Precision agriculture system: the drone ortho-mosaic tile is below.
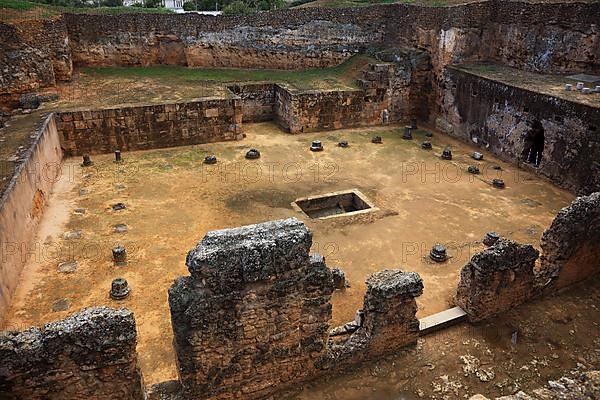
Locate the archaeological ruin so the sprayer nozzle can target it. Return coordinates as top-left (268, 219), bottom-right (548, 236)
top-left (0, 0), bottom-right (599, 399)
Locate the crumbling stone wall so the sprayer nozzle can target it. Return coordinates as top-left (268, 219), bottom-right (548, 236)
top-left (436, 67), bottom-right (600, 194)
top-left (56, 98), bottom-right (243, 156)
top-left (0, 18), bottom-right (72, 110)
top-left (0, 307), bottom-right (145, 400)
top-left (539, 192), bottom-right (600, 291)
top-left (169, 218), bottom-right (334, 399)
top-left (168, 218), bottom-right (424, 399)
top-left (325, 269), bottom-right (423, 369)
top-left (455, 239), bottom-right (539, 322)
top-left (0, 115), bottom-right (62, 324)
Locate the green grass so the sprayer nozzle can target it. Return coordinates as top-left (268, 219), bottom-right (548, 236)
top-left (0, 0), bottom-right (35, 9)
top-left (0, 0), bottom-right (172, 21)
top-left (82, 55), bottom-right (371, 91)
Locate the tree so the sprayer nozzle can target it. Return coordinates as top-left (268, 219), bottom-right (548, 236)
top-left (183, 0), bottom-right (195, 10)
top-left (222, 0), bottom-right (254, 15)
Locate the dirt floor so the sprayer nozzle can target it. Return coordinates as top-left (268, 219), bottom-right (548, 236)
top-left (1, 121), bottom-right (576, 389)
top-left (292, 276), bottom-right (600, 399)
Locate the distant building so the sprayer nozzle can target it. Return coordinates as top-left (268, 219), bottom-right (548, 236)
top-left (122, 0), bottom-right (184, 12)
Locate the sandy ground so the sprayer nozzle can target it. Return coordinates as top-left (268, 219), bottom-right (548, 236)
top-left (2, 122), bottom-right (575, 387)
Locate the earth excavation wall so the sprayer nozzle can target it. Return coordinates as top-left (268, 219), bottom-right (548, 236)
top-left (436, 67), bottom-right (600, 194)
top-left (0, 114), bottom-right (62, 325)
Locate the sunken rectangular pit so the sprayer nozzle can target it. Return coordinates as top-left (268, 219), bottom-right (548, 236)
top-left (292, 189), bottom-right (377, 220)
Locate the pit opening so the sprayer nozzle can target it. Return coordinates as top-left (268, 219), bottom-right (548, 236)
top-left (522, 119), bottom-right (545, 167)
top-left (292, 189), bottom-right (376, 219)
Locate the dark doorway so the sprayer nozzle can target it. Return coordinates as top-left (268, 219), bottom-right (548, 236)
top-left (522, 120), bottom-right (545, 167)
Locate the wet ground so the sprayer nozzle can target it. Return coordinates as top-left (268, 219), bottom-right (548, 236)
top-left (2, 122), bottom-right (576, 387)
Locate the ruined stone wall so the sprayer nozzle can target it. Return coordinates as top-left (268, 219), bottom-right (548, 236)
top-left (168, 218), bottom-right (424, 399)
top-left (0, 307), bottom-right (145, 400)
top-left (539, 192), bottom-right (600, 291)
top-left (325, 269), bottom-right (423, 369)
top-left (0, 18), bottom-right (72, 111)
top-left (169, 218), bottom-right (334, 399)
top-left (0, 114), bottom-right (62, 325)
top-left (455, 239), bottom-right (539, 322)
top-left (56, 98), bottom-right (243, 156)
top-left (227, 83), bottom-right (276, 123)
top-left (435, 68), bottom-right (600, 194)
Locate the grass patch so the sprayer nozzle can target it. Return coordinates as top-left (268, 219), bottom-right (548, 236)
top-left (81, 55), bottom-right (372, 91)
top-left (0, 0), bottom-right (172, 21)
top-left (0, 0), bottom-right (35, 10)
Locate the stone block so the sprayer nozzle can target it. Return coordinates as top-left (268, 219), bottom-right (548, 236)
top-left (456, 239), bottom-right (539, 322)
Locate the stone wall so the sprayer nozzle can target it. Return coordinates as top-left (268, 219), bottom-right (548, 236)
top-left (539, 192), bottom-right (600, 291)
top-left (168, 218), bottom-right (424, 399)
top-left (227, 83), bottom-right (276, 123)
top-left (0, 307), bottom-right (145, 400)
top-left (56, 98), bottom-right (243, 156)
top-left (63, 10), bottom-right (387, 69)
top-left (0, 18), bottom-right (72, 111)
top-left (169, 218), bottom-right (334, 399)
top-left (455, 239), bottom-right (539, 322)
top-left (61, 2), bottom-right (600, 74)
top-left (325, 269), bottom-right (423, 369)
top-left (435, 67), bottom-right (600, 194)
top-left (0, 114), bottom-right (62, 325)
top-left (278, 88), bottom-right (388, 133)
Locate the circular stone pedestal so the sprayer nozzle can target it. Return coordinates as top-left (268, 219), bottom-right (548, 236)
top-left (429, 244), bottom-right (447, 262)
top-left (246, 149), bottom-right (261, 159)
top-left (338, 140), bottom-right (349, 148)
top-left (112, 245), bottom-right (127, 266)
top-left (204, 155), bottom-right (217, 164)
top-left (467, 165), bottom-right (480, 174)
top-left (110, 278), bottom-right (130, 300)
top-left (483, 231), bottom-right (500, 246)
top-left (492, 179), bottom-right (505, 189)
top-left (81, 154), bottom-right (93, 167)
top-left (441, 148), bottom-right (452, 160)
top-left (372, 136), bottom-right (383, 144)
top-left (421, 141), bottom-right (432, 150)
top-left (310, 140), bottom-right (324, 151)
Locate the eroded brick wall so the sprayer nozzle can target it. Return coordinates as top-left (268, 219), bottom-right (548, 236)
top-left (56, 98), bottom-right (243, 156)
top-left (539, 192), bottom-right (600, 291)
top-left (435, 67), bottom-right (600, 194)
top-left (455, 239), bottom-right (539, 322)
top-left (0, 307), bottom-right (145, 400)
